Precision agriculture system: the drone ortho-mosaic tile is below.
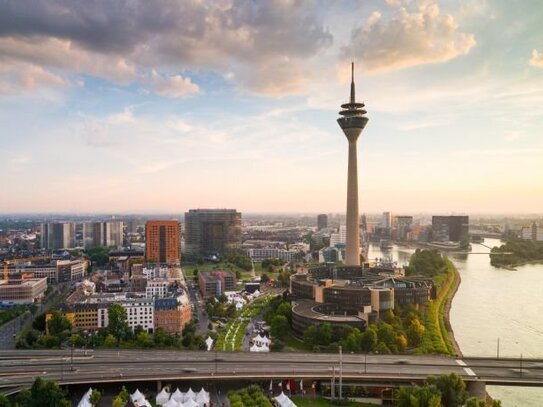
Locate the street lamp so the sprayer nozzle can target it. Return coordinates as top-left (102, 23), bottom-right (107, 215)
top-left (496, 337), bottom-right (500, 360)
top-left (339, 345), bottom-right (343, 400)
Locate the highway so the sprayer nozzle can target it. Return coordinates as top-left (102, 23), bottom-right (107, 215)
top-left (1, 350), bottom-right (543, 391)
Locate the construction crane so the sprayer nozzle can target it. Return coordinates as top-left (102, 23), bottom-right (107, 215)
top-left (2, 256), bottom-right (51, 281)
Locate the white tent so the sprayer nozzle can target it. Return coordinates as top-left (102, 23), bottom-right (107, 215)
top-left (197, 388), bottom-right (210, 402)
top-left (83, 388), bottom-right (93, 399)
top-left (196, 388), bottom-right (210, 406)
top-left (260, 343), bottom-right (270, 352)
top-left (274, 392), bottom-right (297, 407)
top-left (253, 289), bottom-right (260, 297)
top-left (250, 343), bottom-right (261, 352)
top-left (171, 388), bottom-right (184, 402)
top-left (164, 399), bottom-right (181, 407)
top-left (77, 387), bottom-right (93, 407)
top-left (131, 389), bottom-right (145, 403)
top-left (156, 388), bottom-right (171, 405)
top-left (184, 398), bottom-right (198, 407)
top-left (77, 399), bottom-right (92, 407)
top-left (184, 387), bottom-right (196, 400)
top-left (205, 336), bottom-right (214, 351)
top-left (260, 335), bottom-right (271, 345)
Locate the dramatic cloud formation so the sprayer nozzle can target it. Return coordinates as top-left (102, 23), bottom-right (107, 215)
top-left (345, 1), bottom-right (476, 71)
top-left (529, 49), bottom-right (543, 67)
top-left (0, 0), bottom-right (332, 95)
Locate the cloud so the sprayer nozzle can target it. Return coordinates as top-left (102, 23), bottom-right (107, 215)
top-left (0, 0), bottom-right (332, 95)
top-left (0, 60), bottom-right (68, 94)
top-left (529, 49), bottom-right (543, 68)
top-left (344, 1), bottom-right (476, 72)
top-left (149, 70), bottom-right (199, 98)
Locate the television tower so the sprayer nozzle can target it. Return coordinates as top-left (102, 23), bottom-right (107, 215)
top-left (337, 62), bottom-right (369, 266)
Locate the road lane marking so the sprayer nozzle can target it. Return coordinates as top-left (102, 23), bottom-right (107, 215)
top-left (463, 367), bottom-right (476, 376)
top-left (456, 360), bottom-right (467, 366)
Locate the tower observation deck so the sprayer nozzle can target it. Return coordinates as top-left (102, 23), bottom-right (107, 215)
top-left (337, 63), bottom-right (369, 266)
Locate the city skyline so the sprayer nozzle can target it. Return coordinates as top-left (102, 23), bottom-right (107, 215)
top-left (1, 1), bottom-right (542, 214)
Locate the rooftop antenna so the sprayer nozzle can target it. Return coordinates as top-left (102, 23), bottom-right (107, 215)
top-left (350, 62), bottom-right (355, 104)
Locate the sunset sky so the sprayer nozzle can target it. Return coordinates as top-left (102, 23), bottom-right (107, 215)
top-left (1, 0), bottom-right (542, 214)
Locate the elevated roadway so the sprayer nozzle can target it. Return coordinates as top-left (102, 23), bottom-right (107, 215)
top-left (1, 350), bottom-right (542, 396)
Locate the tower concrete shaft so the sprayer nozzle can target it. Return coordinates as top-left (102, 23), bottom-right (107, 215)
top-left (337, 63), bottom-right (368, 266)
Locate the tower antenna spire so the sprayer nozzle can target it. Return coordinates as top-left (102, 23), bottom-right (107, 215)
top-left (350, 62), bottom-right (355, 104)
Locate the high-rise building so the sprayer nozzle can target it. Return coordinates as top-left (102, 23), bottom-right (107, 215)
top-left (184, 209), bottom-right (241, 256)
top-left (317, 214), bottom-right (328, 230)
top-left (432, 216), bottom-right (469, 243)
top-left (382, 212), bottom-right (393, 230)
top-left (40, 222), bottom-right (76, 250)
top-left (82, 221), bottom-right (123, 249)
top-left (395, 216), bottom-right (413, 241)
top-left (337, 63), bottom-right (368, 266)
top-left (145, 220), bottom-right (181, 264)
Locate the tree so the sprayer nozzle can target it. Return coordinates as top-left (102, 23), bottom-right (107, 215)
top-left (276, 302), bottom-right (292, 323)
top-left (108, 304), bottom-right (130, 342)
top-left (303, 325), bottom-right (318, 347)
top-left (112, 396), bottom-right (125, 407)
top-left (260, 273), bottom-right (270, 284)
top-left (407, 318), bottom-right (426, 347)
top-left (360, 327), bottom-right (378, 352)
top-left (89, 389), bottom-right (102, 406)
top-left (29, 377), bottom-right (71, 407)
top-left (319, 322), bottom-right (333, 346)
top-left (270, 315), bottom-right (289, 340)
top-left (218, 293), bottom-right (228, 303)
top-left (395, 385), bottom-right (441, 407)
top-left (136, 330), bottom-right (154, 348)
top-left (15, 389), bottom-right (32, 406)
top-left (342, 330), bottom-right (362, 352)
top-left (104, 334), bottom-right (117, 348)
top-left (32, 313), bottom-right (46, 332)
top-left (465, 398), bottom-right (486, 407)
top-left (425, 373), bottom-right (468, 407)
top-left (0, 394), bottom-right (11, 407)
top-left (47, 311), bottom-right (72, 336)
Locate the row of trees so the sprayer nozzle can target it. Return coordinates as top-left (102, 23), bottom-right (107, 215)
top-left (396, 373), bottom-right (501, 407)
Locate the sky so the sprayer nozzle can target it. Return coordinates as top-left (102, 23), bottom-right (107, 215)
top-left (0, 0), bottom-right (542, 215)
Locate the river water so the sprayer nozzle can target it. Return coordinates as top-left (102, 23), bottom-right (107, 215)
top-left (367, 238), bottom-right (543, 406)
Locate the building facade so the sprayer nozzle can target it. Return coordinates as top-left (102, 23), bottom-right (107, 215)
top-left (0, 278), bottom-right (47, 305)
top-left (246, 248), bottom-right (298, 262)
top-left (41, 222), bottom-right (76, 250)
top-left (198, 270), bottom-right (236, 299)
top-left (432, 216), bottom-right (469, 243)
top-left (521, 223), bottom-right (543, 242)
top-left (145, 220), bottom-right (181, 264)
top-left (317, 214), bottom-right (328, 230)
top-left (83, 221), bottom-right (124, 249)
top-left (184, 209), bottom-right (241, 256)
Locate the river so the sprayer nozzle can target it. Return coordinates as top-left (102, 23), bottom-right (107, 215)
top-left (367, 238), bottom-right (543, 406)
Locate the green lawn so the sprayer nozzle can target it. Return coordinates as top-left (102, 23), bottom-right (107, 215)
top-left (290, 396), bottom-right (376, 406)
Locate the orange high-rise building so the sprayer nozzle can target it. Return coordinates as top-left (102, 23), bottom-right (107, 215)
top-left (145, 220), bottom-right (180, 264)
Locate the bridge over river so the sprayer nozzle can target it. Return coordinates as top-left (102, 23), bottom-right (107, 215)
top-left (1, 350), bottom-right (542, 399)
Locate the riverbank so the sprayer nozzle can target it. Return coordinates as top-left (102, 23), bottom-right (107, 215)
top-left (443, 263), bottom-right (462, 357)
